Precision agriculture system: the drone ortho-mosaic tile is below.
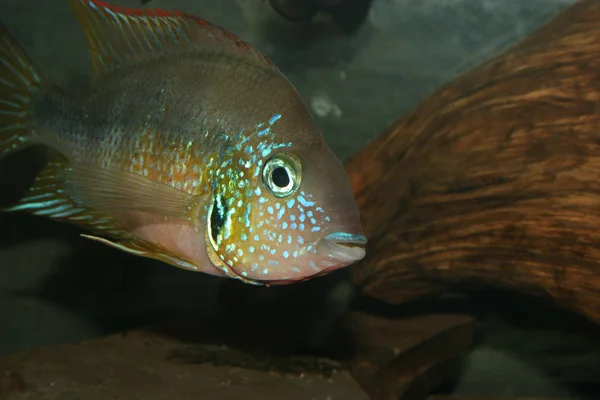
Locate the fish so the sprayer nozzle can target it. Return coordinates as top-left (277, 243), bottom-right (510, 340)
top-left (0, 0), bottom-right (367, 285)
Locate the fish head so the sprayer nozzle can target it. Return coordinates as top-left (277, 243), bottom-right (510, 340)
top-left (204, 112), bottom-right (366, 284)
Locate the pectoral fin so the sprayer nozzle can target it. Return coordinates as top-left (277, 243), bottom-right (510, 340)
top-left (4, 157), bottom-right (200, 272)
top-left (4, 157), bottom-right (129, 239)
top-left (64, 163), bottom-right (195, 220)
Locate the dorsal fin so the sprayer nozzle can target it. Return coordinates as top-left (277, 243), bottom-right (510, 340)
top-left (67, 0), bottom-right (277, 78)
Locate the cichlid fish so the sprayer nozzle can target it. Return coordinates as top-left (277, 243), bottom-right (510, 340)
top-left (0, 0), bottom-right (367, 285)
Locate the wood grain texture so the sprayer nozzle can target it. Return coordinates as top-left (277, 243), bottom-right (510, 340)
top-left (346, 0), bottom-right (600, 321)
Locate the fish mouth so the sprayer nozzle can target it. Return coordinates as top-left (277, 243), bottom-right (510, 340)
top-left (316, 232), bottom-right (367, 263)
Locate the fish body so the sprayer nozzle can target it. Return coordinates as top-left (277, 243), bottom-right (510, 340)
top-left (0, 0), bottom-right (366, 284)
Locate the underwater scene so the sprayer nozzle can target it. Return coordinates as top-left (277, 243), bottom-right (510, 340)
top-left (0, 0), bottom-right (598, 399)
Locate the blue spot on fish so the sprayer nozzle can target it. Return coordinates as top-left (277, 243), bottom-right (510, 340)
top-left (297, 195), bottom-right (315, 207)
top-left (244, 204), bottom-right (252, 227)
top-left (258, 128), bottom-right (270, 137)
top-left (269, 113), bottom-right (282, 125)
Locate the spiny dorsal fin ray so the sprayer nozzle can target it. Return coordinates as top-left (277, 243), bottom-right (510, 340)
top-left (67, 0), bottom-right (277, 78)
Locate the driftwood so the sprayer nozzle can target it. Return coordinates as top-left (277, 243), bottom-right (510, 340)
top-left (346, 0), bottom-right (600, 322)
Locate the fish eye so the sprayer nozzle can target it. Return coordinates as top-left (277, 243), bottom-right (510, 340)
top-left (262, 153), bottom-right (302, 198)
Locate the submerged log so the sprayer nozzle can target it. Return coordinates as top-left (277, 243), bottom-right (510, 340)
top-left (346, 0), bottom-right (600, 322)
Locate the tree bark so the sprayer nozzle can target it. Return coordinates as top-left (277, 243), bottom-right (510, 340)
top-left (346, 0), bottom-right (600, 322)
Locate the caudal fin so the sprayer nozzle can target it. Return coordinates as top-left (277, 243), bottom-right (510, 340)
top-left (0, 22), bottom-right (44, 158)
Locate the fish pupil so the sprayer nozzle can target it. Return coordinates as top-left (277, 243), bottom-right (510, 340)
top-left (210, 195), bottom-right (227, 245)
top-left (272, 167), bottom-right (290, 188)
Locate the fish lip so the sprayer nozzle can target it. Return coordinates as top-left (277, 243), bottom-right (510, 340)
top-left (323, 232), bottom-right (367, 246)
top-left (317, 231), bottom-right (367, 263)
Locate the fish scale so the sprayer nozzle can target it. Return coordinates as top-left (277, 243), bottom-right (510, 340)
top-left (0, 0), bottom-right (367, 285)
